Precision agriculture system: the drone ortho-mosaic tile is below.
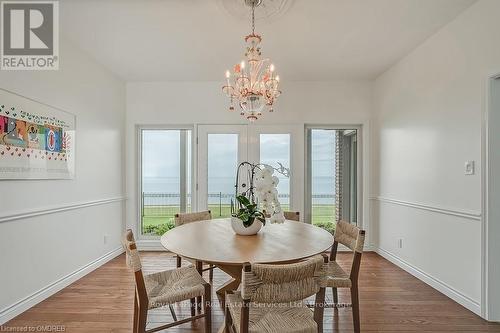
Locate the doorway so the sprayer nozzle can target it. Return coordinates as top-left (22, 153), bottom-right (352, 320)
top-left (197, 124), bottom-right (301, 219)
top-left (485, 76), bottom-right (500, 321)
top-left (305, 126), bottom-right (361, 233)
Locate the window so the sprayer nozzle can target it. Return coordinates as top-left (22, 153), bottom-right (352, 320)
top-left (259, 133), bottom-right (291, 210)
top-left (306, 127), bottom-right (359, 234)
top-left (140, 128), bottom-right (192, 236)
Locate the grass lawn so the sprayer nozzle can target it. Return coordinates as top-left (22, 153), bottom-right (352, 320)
top-left (142, 204), bottom-right (336, 235)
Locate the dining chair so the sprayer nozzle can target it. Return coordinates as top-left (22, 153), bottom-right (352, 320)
top-left (174, 210), bottom-right (215, 282)
top-left (284, 211), bottom-right (300, 221)
top-left (224, 254), bottom-right (328, 333)
top-left (122, 229), bottom-right (212, 333)
top-left (325, 220), bottom-right (366, 333)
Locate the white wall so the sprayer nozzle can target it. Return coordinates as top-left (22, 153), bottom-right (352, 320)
top-left (372, 0), bottom-right (500, 316)
top-left (0, 38), bottom-right (126, 323)
top-left (126, 81), bottom-right (373, 247)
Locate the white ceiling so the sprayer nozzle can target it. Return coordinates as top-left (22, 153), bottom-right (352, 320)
top-left (61, 0), bottom-right (476, 81)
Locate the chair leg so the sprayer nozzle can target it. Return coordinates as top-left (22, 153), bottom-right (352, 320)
top-left (176, 255), bottom-right (182, 268)
top-left (190, 298), bottom-right (196, 317)
top-left (196, 261), bottom-right (203, 312)
top-left (204, 284), bottom-right (212, 333)
top-left (351, 284), bottom-right (360, 333)
top-left (333, 287), bottom-right (338, 304)
top-left (137, 306), bottom-right (148, 333)
top-left (209, 264), bottom-right (214, 281)
top-left (313, 287), bottom-right (326, 333)
top-left (133, 295), bottom-right (139, 333)
top-left (224, 293), bottom-right (233, 333)
top-left (168, 304), bottom-right (177, 322)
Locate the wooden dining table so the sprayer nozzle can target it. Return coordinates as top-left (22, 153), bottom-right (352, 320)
top-left (160, 218), bottom-right (334, 308)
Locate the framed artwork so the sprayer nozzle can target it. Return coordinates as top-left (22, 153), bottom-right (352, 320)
top-left (0, 88), bottom-right (75, 179)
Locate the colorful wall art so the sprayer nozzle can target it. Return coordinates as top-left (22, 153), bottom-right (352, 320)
top-left (0, 89), bottom-right (75, 179)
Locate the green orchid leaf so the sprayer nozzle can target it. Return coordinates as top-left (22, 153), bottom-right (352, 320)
top-left (243, 216), bottom-right (255, 227)
top-left (237, 195), bottom-right (251, 207)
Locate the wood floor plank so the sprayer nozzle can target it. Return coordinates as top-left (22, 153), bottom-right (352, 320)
top-left (3, 252), bottom-right (499, 332)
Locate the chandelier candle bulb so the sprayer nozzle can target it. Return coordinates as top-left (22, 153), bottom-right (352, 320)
top-left (225, 70), bottom-right (231, 88)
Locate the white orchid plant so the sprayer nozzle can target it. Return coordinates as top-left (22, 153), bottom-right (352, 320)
top-left (232, 162), bottom-right (289, 227)
top-left (254, 165), bottom-right (286, 224)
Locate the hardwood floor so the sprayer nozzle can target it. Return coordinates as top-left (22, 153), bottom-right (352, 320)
top-left (4, 252), bottom-right (500, 332)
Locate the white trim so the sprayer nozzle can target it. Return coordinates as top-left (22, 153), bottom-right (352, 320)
top-left (371, 196), bottom-right (481, 221)
top-left (0, 197), bottom-right (126, 224)
top-left (0, 247), bottom-right (124, 324)
top-left (375, 247), bottom-right (481, 315)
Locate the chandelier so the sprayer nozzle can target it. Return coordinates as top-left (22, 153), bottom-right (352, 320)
top-left (222, 0), bottom-right (282, 122)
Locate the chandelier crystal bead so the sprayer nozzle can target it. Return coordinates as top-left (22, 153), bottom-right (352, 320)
top-left (222, 0), bottom-right (281, 121)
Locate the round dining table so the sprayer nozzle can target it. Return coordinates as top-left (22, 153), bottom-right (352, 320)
top-left (160, 218), bottom-right (334, 307)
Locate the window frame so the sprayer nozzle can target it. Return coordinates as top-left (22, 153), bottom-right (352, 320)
top-left (136, 124), bottom-right (196, 239)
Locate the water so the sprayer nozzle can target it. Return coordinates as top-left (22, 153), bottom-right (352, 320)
top-left (143, 176), bottom-right (334, 205)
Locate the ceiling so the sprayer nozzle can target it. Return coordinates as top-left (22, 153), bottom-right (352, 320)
top-left (60, 0), bottom-right (476, 82)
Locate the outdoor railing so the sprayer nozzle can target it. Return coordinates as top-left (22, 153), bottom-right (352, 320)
top-left (141, 192), bottom-right (337, 235)
top-left (141, 192), bottom-right (334, 216)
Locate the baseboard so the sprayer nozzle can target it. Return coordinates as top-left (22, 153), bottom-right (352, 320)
top-left (136, 239), bottom-right (167, 251)
top-left (0, 247), bottom-right (124, 325)
top-left (375, 246), bottom-right (481, 315)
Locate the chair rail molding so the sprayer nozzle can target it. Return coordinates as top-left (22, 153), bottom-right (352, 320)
top-left (370, 196), bottom-right (481, 221)
top-left (0, 197), bottom-right (127, 224)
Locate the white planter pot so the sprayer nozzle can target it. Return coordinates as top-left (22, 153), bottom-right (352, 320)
top-left (231, 217), bottom-right (263, 236)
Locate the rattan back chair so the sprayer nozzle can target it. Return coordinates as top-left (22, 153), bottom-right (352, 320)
top-left (284, 211), bottom-right (300, 221)
top-left (174, 211), bottom-right (215, 279)
top-left (174, 211), bottom-right (215, 311)
top-left (224, 254), bottom-right (328, 333)
top-left (122, 229), bottom-right (211, 333)
top-left (326, 220), bottom-right (366, 333)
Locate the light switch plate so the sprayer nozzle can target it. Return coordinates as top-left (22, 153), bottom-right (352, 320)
top-left (465, 161), bottom-right (475, 175)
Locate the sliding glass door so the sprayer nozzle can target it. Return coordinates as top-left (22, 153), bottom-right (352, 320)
top-left (197, 125), bottom-right (298, 219)
top-left (306, 127), bottom-right (360, 233)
